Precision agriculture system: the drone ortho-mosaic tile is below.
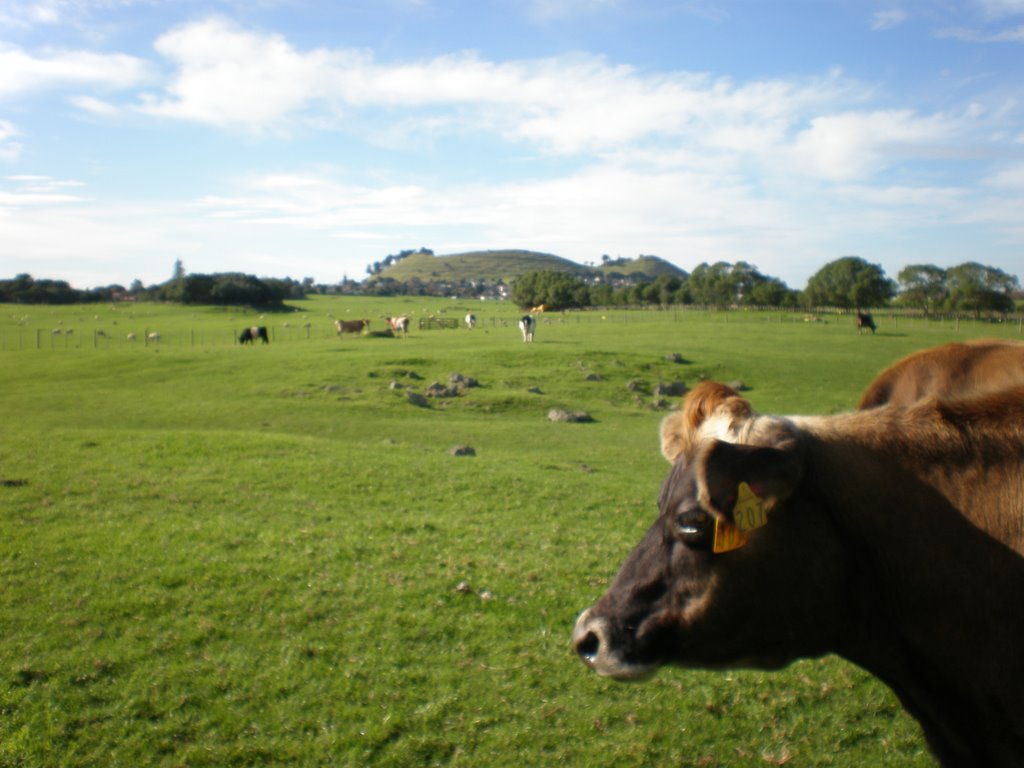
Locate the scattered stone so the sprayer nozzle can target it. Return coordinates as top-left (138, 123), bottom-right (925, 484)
top-left (726, 380), bottom-right (748, 392)
top-left (388, 380), bottom-right (404, 390)
top-left (626, 379), bottom-right (644, 392)
top-left (449, 444), bottom-right (476, 457)
top-left (527, 386), bottom-right (543, 394)
top-left (665, 353), bottom-right (684, 363)
top-left (585, 373), bottom-right (603, 381)
top-left (323, 384), bottom-right (343, 392)
top-left (548, 408), bottom-right (594, 423)
top-left (406, 392), bottom-right (430, 408)
top-left (455, 581), bottom-right (473, 594)
top-left (654, 381), bottom-right (687, 397)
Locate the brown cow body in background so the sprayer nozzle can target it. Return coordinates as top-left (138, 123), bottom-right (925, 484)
top-left (574, 379), bottom-right (1024, 766)
top-left (335, 319), bottom-right (369, 336)
top-left (858, 338), bottom-right (1024, 408)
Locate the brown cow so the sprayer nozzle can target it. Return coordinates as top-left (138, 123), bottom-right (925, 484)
top-left (573, 380), bottom-right (1024, 766)
top-left (335, 318), bottom-right (369, 336)
top-left (858, 338), bottom-right (1024, 408)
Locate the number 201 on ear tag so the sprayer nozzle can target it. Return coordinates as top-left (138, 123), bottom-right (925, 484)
top-left (712, 482), bottom-right (766, 554)
top-left (733, 481), bottom-right (767, 532)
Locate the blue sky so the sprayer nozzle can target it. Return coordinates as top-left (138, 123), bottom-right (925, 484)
top-left (1, 0), bottom-right (1022, 290)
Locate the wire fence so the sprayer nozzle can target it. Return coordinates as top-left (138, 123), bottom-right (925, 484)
top-left (2, 305), bottom-right (1021, 351)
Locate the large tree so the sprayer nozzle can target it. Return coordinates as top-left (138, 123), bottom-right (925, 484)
top-left (897, 264), bottom-right (947, 315)
top-left (511, 270), bottom-right (588, 310)
top-left (804, 256), bottom-right (896, 309)
top-left (944, 262), bottom-right (1018, 316)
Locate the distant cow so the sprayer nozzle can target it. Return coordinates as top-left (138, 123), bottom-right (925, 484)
top-left (856, 312), bottom-right (876, 334)
top-left (146, 332), bottom-right (160, 343)
top-left (465, 313), bottom-right (476, 329)
top-left (127, 333), bottom-right (137, 342)
top-left (573, 380), bottom-right (1024, 766)
top-left (518, 315), bottom-right (535, 343)
top-left (335, 319), bottom-right (369, 336)
top-left (385, 315), bottom-right (410, 337)
top-left (239, 326), bottom-right (269, 345)
top-left (858, 338), bottom-right (1024, 408)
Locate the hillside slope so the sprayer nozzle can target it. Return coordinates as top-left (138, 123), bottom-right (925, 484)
top-left (374, 250), bottom-right (686, 284)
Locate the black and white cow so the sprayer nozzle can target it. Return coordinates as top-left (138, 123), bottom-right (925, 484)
top-left (518, 315), bottom-right (535, 343)
top-left (239, 326), bottom-right (270, 344)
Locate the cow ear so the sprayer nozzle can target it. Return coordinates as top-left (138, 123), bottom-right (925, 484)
top-left (695, 439), bottom-right (803, 519)
top-left (660, 382), bottom-right (752, 463)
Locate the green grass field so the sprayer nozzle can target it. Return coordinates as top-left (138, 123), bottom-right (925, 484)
top-left (2, 297), bottom-right (1020, 767)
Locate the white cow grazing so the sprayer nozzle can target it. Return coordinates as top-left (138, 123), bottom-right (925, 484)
top-left (518, 315), bottom-right (535, 343)
top-left (465, 312), bottom-right (477, 329)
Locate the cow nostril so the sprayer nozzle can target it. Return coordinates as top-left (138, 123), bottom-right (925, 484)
top-left (575, 630), bottom-right (600, 660)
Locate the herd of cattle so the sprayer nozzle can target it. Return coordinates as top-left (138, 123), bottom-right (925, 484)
top-left (573, 338), bottom-right (1024, 766)
top-left (328, 312), bottom-right (532, 341)
top-left (226, 310), bottom-right (876, 346)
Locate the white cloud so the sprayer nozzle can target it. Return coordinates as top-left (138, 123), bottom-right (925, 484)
top-left (0, 174), bottom-right (87, 205)
top-left (137, 17), bottom-right (873, 165)
top-left (0, 43), bottom-right (151, 98)
top-left (0, 120), bottom-right (23, 161)
top-left (788, 109), bottom-right (964, 181)
top-left (871, 9), bottom-right (908, 30)
top-left (527, 0), bottom-right (621, 21)
top-left (976, 0), bottom-right (1024, 17)
top-left (984, 161), bottom-right (1024, 188)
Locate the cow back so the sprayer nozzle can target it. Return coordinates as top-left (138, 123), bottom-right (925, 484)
top-left (858, 339), bottom-right (1024, 408)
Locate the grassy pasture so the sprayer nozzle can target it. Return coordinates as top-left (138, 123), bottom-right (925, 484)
top-left (2, 297), bottom-right (1020, 767)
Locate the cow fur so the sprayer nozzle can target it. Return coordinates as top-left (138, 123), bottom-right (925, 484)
top-left (575, 379), bottom-right (1024, 766)
top-left (858, 338), bottom-right (1024, 408)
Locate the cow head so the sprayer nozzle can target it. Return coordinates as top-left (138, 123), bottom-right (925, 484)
top-left (573, 383), bottom-right (847, 681)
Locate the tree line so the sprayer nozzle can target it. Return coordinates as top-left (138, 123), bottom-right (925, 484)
top-left (2, 255), bottom-right (1019, 314)
top-left (512, 257), bottom-right (1021, 316)
top-left (0, 272), bottom-right (308, 307)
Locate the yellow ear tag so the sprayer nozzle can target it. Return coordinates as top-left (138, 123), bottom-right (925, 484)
top-left (711, 482), bottom-right (767, 554)
top-left (712, 518), bottom-right (748, 553)
top-left (733, 481), bottom-right (767, 532)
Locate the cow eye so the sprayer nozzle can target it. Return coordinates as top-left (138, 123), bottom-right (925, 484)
top-left (674, 508), bottom-right (712, 546)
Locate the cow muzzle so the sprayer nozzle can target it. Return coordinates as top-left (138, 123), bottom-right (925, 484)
top-left (572, 608), bottom-right (655, 681)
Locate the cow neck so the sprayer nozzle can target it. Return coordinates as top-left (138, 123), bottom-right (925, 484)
top-left (799, 430), bottom-right (1024, 767)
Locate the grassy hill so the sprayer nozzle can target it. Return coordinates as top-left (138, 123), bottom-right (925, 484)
top-left (372, 250), bottom-right (687, 285)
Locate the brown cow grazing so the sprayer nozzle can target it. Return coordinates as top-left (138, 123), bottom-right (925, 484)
top-left (858, 338), bottom-right (1024, 408)
top-left (573, 380), bottom-right (1024, 766)
top-left (385, 315), bottom-right (410, 337)
top-left (335, 318), bottom-right (369, 336)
